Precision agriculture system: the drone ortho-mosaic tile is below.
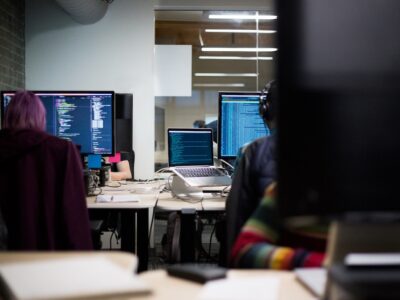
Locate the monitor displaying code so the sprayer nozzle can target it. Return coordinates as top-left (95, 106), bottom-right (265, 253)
top-left (1, 91), bottom-right (115, 155)
top-left (218, 92), bottom-right (269, 159)
top-left (168, 129), bottom-right (213, 167)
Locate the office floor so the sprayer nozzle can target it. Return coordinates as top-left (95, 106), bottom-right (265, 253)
top-left (100, 216), bottom-right (220, 270)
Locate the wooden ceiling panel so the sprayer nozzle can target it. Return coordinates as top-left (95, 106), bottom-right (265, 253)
top-left (155, 14), bottom-right (277, 92)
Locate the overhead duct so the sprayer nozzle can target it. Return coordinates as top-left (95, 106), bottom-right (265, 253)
top-left (54, 0), bottom-right (113, 24)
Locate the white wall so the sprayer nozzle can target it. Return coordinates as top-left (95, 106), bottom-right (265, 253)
top-left (25, 0), bottom-right (155, 179)
top-left (154, 45), bottom-right (192, 97)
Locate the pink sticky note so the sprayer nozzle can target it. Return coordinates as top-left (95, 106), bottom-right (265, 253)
top-left (108, 152), bottom-right (121, 163)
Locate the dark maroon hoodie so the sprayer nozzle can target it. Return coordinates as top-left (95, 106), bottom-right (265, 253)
top-left (0, 129), bottom-right (92, 250)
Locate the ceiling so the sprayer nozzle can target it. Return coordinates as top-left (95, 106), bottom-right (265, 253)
top-left (155, 10), bottom-right (277, 92)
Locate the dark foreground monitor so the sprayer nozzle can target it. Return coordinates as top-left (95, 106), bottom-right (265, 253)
top-left (277, 0), bottom-right (400, 222)
top-left (1, 91), bottom-right (115, 155)
top-left (218, 92), bottom-right (268, 160)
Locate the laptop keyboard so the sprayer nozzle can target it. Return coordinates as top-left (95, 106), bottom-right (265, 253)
top-left (176, 167), bottom-right (223, 178)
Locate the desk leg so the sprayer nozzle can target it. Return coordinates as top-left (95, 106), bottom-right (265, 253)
top-left (180, 212), bottom-right (196, 262)
top-left (119, 210), bottom-right (148, 272)
top-left (137, 209), bottom-right (149, 272)
top-left (120, 211), bottom-right (136, 253)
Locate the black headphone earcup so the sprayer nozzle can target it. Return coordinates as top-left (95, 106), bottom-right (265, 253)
top-left (259, 80), bottom-right (275, 122)
top-left (259, 95), bottom-right (269, 121)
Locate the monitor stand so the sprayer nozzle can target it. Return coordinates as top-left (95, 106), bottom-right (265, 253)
top-left (170, 176), bottom-right (203, 197)
top-left (324, 220), bottom-right (400, 300)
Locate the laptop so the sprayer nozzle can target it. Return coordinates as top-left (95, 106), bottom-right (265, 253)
top-left (168, 128), bottom-right (231, 187)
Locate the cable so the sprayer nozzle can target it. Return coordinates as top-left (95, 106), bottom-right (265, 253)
top-left (109, 230), bottom-right (115, 250)
top-left (165, 173), bottom-right (174, 191)
top-left (147, 184), bottom-right (167, 245)
top-left (155, 167), bottom-right (172, 174)
top-left (195, 217), bottom-right (218, 263)
top-left (221, 185), bottom-right (231, 197)
top-left (208, 222), bottom-right (217, 260)
top-left (105, 181), bottom-right (122, 188)
top-left (219, 159), bottom-right (234, 170)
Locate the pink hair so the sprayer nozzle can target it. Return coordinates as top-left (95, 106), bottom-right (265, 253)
top-left (3, 91), bottom-right (46, 130)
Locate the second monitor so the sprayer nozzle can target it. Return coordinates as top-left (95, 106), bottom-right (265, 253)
top-left (1, 91), bottom-right (115, 155)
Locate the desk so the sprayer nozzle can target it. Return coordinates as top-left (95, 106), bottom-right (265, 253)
top-left (0, 253), bottom-right (315, 300)
top-left (136, 269), bottom-right (315, 300)
top-left (87, 180), bottom-right (227, 269)
top-left (87, 184), bottom-right (159, 272)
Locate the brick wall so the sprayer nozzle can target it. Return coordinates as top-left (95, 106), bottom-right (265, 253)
top-left (0, 0), bottom-right (25, 91)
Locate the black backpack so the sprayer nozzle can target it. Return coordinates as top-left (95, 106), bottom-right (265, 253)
top-left (162, 212), bottom-right (181, 263)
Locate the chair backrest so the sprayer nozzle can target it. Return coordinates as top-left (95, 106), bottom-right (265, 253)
top-left (0, 131), bottom-right (92, 250)
top-left (120, 150), bottom-right (135, 180)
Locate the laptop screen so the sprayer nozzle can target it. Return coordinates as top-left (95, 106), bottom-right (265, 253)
top-left (168, 128), bottom-right (214, 167)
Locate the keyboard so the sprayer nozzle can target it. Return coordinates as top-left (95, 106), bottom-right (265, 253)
top-left (176, 167), bottom-right (223, 178)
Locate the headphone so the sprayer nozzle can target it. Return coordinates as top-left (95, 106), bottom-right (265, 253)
top-left (259, 80), bottom-right (276, 123)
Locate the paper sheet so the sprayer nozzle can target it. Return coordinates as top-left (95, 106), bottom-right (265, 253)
top-left (197, 277), bottom-right (280, 300)
top-left (96, 194), bottom-right (140, 202)
top-left (0, 256), bottom-right (150, 300)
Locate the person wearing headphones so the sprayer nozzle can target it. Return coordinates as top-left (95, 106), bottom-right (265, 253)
top-left (225, 80), bottom-right (278, 260)
top-left (227, 82), bottom-right (326, 269)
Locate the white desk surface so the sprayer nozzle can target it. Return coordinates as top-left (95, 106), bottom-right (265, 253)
top-left (87, 194), bottom-right (157, 209)
top-left (0, 251), bottom-right (137, 273)
top-left (156, 191), bottom-right (226, 211)
top-left (86, 181), bottom-right (162, 209)
top-left (87, 180), bottom-right (226, 212)
top-left (136, 269), bottom-right (316, 300)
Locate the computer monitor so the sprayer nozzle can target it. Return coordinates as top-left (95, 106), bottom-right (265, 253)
top-left (218, 92), bottom-right (269, 160)
top-left (1, 91), bottom-right (115, 155)
top-left (277, 1), bottom-right (400, 220)
top-left (278, 3), bottom-right (400, 290)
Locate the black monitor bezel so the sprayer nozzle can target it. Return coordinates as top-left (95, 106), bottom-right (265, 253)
top-left (1, 90), bottom-right (116, 156)
top-left (217, 91), bottom-right (263, 160)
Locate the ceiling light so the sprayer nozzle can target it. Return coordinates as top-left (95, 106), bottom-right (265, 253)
top-left (205, 29), bottom-right (276, 34)
top-left (195, 73), bottom-right (258, 77)
top-left (209, 14), bottom-right (277, 20)
top-left (193, 83), bottom-right (245, 87)
top-left (199, 56), bottom-right (273, 61)
top-left (201, 47), bottom-right (277, 52)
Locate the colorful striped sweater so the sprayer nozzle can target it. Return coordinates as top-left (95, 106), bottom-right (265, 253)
top-left (230, 183), bottom-right (326, 269)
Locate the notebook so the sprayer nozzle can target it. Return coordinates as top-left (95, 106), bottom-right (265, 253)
top-left (0, 256), bottom-right (150, 300)
top-left (168, 128), bottom-right (231, 187)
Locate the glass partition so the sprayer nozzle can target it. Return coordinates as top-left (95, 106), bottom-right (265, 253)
top-left (154, 10), bottom-right (277, 169)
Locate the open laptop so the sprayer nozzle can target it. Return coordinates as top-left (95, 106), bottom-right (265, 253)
top-left (168, 128), bottom-right (231, 187)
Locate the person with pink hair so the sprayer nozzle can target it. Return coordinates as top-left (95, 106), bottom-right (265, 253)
top-left (0, 91), bottom-right (92, 250)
